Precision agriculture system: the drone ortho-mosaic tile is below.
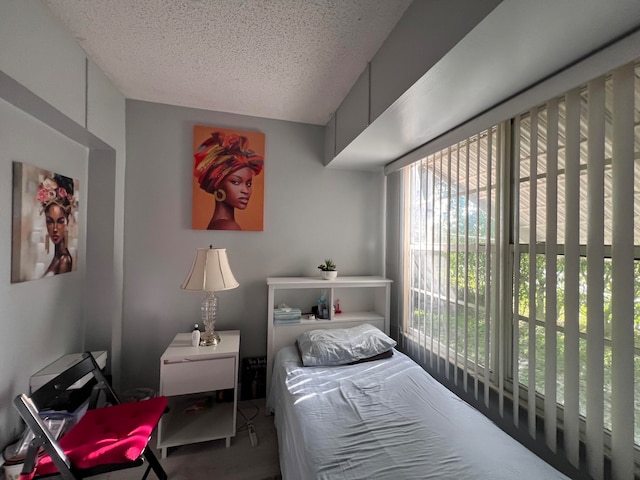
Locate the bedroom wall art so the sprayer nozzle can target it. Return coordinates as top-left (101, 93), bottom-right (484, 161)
top-left (192, 125), bottom-right (265, 231)
top-left (11, 162), bottom-right (80, 283)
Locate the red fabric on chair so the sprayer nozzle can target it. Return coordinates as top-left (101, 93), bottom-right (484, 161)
top-left (20, 396), bottom-right (167, 479)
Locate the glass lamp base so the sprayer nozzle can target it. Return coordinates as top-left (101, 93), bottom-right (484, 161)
top-left (200, 330), bottom-right (221, 346)
top-left (201, 291), bottom-right (221, 346)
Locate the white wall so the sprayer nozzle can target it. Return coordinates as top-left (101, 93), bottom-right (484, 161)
top-left (84, 60), bottom-right (127, 387)
top-left (0, 1), bottom-right (385, 447)
top-left (122, 100), bottom-right (385, 392)
top-left (0, 98), bottom-right (88, 445)
top-left (0, 0), bottom-right (126, 449)
top-left (0, 0), bottom-right (86, 126)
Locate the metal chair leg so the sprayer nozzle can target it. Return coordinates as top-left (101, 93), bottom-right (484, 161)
top-left (140, 463), bottom-right (153, 480)
top-left (142, 446), bottom-right (167, 480)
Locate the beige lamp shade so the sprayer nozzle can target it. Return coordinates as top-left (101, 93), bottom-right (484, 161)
top-left (181, 247), bottom-right (239, 292)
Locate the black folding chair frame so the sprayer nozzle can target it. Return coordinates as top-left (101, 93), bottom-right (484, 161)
top-left (13, 352), bottom-right (167, 480)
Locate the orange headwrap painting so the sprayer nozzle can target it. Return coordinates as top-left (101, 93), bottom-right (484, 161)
top-left (192, 126), bottom-right (265, 231)
top-left (194, 131), bottom-right (264, 193)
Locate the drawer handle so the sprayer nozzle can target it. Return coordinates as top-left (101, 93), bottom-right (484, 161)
top-left (164, 357), bottom-right (230, 365)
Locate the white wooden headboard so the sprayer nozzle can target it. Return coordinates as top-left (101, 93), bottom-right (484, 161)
top-left (266, 276), bottom-right (392, 393)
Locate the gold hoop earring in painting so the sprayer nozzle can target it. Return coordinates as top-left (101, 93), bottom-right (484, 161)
top-left (214, 189), bottom-right (226, 202)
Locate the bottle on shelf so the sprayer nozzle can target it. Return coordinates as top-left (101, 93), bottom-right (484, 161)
top-left (317, 293), bottom-right (328, 319)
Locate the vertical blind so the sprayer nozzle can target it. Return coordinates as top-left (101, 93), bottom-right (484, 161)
top-left (405, 124), bottom-right (502, 404)
top-left (403, 60), bottom-right (639, 480)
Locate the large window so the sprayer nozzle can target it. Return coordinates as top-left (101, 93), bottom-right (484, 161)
top-left (403, 61), bottom-right (640, 480)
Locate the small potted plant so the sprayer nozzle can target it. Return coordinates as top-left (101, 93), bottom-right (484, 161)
top-left (318, 258), bottom-right (338, 280)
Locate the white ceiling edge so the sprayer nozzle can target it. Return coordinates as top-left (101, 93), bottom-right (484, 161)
top-left (328, 0), bottom-right (640, 171)
top-left (385, 28), bottom-right (640, 176)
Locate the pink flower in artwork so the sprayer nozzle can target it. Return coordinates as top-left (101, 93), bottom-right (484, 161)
top-left (58, 188), bottom-right (67, 198)
top-left (36, 188), bottom-right (49, 203)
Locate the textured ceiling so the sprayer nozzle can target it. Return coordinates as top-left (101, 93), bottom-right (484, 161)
top-left (42, 0), bottom-right (412, 125)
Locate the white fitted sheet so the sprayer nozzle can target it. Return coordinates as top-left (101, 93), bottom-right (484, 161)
top-left (267, 346), bottom-right (570, 480)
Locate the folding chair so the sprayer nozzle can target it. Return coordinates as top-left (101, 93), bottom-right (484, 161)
top-left (13, 352), bottom-right (168, 480)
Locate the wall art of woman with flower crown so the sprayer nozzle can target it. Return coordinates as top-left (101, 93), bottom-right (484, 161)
top-left (11, 162), bottom-right (79, 283)
top-left (192, 126), bottom-right (265, 231)
top-left (37, 173), bottom-right (77, 276)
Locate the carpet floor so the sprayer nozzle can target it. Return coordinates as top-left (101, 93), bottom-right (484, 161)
top-left (93, 398), bottom-right (281, 480)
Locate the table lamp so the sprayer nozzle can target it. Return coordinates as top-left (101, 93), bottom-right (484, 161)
top-left (181, 246), bottom-right (239, 345)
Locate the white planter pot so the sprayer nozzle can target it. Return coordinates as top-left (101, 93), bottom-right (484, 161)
top-left (321, 270), bottom-right (338, 280)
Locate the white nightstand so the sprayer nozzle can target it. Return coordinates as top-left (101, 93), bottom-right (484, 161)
top-left (157, 330), bottom-right (240, 458)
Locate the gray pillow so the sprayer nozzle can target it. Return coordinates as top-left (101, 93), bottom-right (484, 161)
top-left (296, 323), bottom-right (396, 367)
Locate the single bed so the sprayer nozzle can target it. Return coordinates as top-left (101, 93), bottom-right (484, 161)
top-left (267, 324), bottom-right (571, 480)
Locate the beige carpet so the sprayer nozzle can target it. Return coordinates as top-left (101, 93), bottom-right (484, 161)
top-left (93, 399), bottom-right (281, 480)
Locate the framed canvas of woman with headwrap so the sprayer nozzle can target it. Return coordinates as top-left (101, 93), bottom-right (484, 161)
top-left (192, 125), bottom-right (265, 231)
top-left (11, 162), bottom-right (80, 283)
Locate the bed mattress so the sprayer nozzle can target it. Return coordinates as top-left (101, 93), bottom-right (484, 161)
top-left (267, 345), bottom-right (570, 480)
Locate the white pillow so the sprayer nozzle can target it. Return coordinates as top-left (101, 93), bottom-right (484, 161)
top-left (296, 323), bottom-right (396, 367)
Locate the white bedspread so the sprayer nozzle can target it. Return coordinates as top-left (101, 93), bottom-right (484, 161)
top-left (267, 346), bottom-right (570, 480)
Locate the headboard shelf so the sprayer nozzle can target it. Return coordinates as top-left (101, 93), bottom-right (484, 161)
top-left (266, 276), bottom-right (392, 392)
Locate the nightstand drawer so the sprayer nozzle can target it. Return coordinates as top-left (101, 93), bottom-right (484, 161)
top-left (161, 356), bottom-right (235, 396)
